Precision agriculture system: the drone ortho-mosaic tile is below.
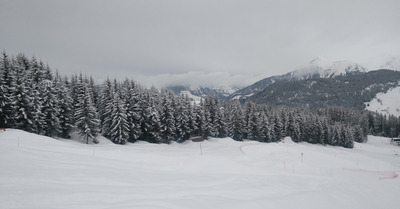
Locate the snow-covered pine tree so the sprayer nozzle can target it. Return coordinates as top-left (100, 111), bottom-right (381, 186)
top-left (280, 109), bottom-right (289, 138)
top-left (28, 64), bottom-right (47, 135)
top-left (140, 91), bottom-right (161, 143)
top-left (243, 101), bottom-right (255, 139)
top-left (358, 113), bottom-right (369, 142)
top-left (74, 75), bottom-right (100, 144)
top-left (0, 61), bottom-right (6, 127)
top-left (0, 51), bottom-right (13, 128)
top-left (29, 56), bottom-right (46, 84)
top-left (273, 112), bottom-right (284, 141)
top-left (185, 94), bottom-right (198, 138)
top-left (160, 90), bottom-right (176, 143)
top-left (39, 79), bottom-right (60, 137)
top-left (69, 74), bottom-right (79, 124)
top-left (54, 73), bottom-right (73, 138)
top-left (208, 97), bottom-right (223, 137)
top-left (247, 106), bottom-right (261, 141)
top-left (89, 76), bottom-right (100, 108)
top-left (193, 99), bottom-right (206, 138)
top-left (201, 99), bottom-right (213, 139)
top-left (260, 111), bottom-right (273, 142)
top-left (340, 125), bottom-right (354, 148)
top-left (99, 78), bottom-right (113, 139)
top-left (122, 79), bottom-right (142, 142)
top-left (215, 104), bottom-right (228, 138)
top-left (307, 116), bottom-right (324, 144)
top-left (9, 55), bottom-right (38, 132)
top-left (321, 118), bottom-right (331, 145)
top-left (109, 88), bottom-right (129, 144)
top-left (315, 117), bottom-right (325, 145)
top-left (40, 61), bottom-right (53, 81)
top-left (287, 111), bottom-right (301, 142)
top-left (227, 100), bottom-right (245, 141)
top-left (175, 93), bottom-right (191, 141)
top-left (331, 124), bottom-right (341, 146)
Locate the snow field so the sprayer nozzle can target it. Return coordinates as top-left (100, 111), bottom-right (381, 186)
top-left (365, 86), bottom-right (400, 117)
top-left (1, 129), bottom-right (400, 209)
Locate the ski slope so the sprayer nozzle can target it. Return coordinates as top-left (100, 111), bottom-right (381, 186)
top-left (365, 86), bottom-right (400, 117)
top-left (1, 129), bottom-right (400, 209)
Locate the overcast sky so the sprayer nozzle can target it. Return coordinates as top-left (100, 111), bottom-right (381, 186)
top-left (1, 0), bottom-right (400, 88)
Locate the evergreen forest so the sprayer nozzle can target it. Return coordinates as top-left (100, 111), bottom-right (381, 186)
top-left (1, 52), bottom-right (400, 148)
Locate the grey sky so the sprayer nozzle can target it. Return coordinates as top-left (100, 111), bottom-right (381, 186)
top-left (1, 0), bottom-right (399, 88)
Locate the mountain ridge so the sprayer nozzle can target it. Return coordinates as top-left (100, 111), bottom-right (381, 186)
top-left (248, 69), bottom-right (400, 110)
top-left (380, 56), bottom-right (400, 71)
top-left (227, 57), bottom-right (368, 100)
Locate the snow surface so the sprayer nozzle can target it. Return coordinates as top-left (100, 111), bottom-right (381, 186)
top-left (365, 86), bottom-right (400, 117)
top-left (1, 129), bottom-right (400, 209)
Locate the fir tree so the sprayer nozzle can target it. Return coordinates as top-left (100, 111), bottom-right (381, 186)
top-left (228, 100), bottom-right (245, 141)
top-left (123, 79), bottom-right (142, 142)
top-left (247, 107), bottom-right (261, 141)
top-left (288, 111), bottom-right (301, 142)
top-left (175, 94), bottom-right (191, 141)
top-left (140, 91), bottom-right (161, 143)
top-left (201, 99), bottom-right (213, 139)
top-left (194, 99), bottom-right (206, 138)
top-left (9, 56), bottom-right (37, 132)
top-left (74, 76), bottom-right (100, 144)
top-left (260, 111), bottom-right (273, 142)
top-left (160, 90), bottom-right (176, 143)
top-left (55, 73), bottom-right (73, 138)
top-left (185, 95), bottom-right (198, 137)
top-left (40, 80), bottom-right (60, 137)
top-left (109, 90), bottom-right (129, 144)
top-left (99, 78), bottom-right (113, 139)
top-left (273, 113), bottom-right (284, 141)
top-left (0, 51), bottom-right (12, 127)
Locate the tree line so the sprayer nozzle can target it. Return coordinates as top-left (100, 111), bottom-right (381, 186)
top-left (1, 52), bottom-right (399, 148)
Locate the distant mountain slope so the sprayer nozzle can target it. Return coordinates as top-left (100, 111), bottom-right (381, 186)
top-left (380, 56), bottom-right (400, 71)
top-left (365, 86), bottom-right (400, 117)
top-left (227, 57), bottom-right (367, 100)
top-left (248, 70), bottom-right (400, 110)
top-left (166, 85), bottom-right (240, 100)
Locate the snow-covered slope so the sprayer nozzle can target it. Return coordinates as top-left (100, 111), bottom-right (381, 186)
top-left (365, 86), bottom-right (400, 117)
top-left (1, 129), bottom-right (400, 209)
top-left (380, 56), bottom-right (400, 71)
top-left (168, 85), bottom-right (241, 100)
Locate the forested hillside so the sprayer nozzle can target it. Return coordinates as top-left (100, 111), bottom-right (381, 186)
top-left (249, 70), bottom-right (400, 110)
top-left (1, 52), bottom-right (400, 148)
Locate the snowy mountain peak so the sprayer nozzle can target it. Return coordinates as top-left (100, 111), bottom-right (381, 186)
top-left (380, 56), bottom-right (400, 71)
top-left (291, 57), bottom-right (367, 79)
top-left (309, 56), bottom-right (332, 66)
